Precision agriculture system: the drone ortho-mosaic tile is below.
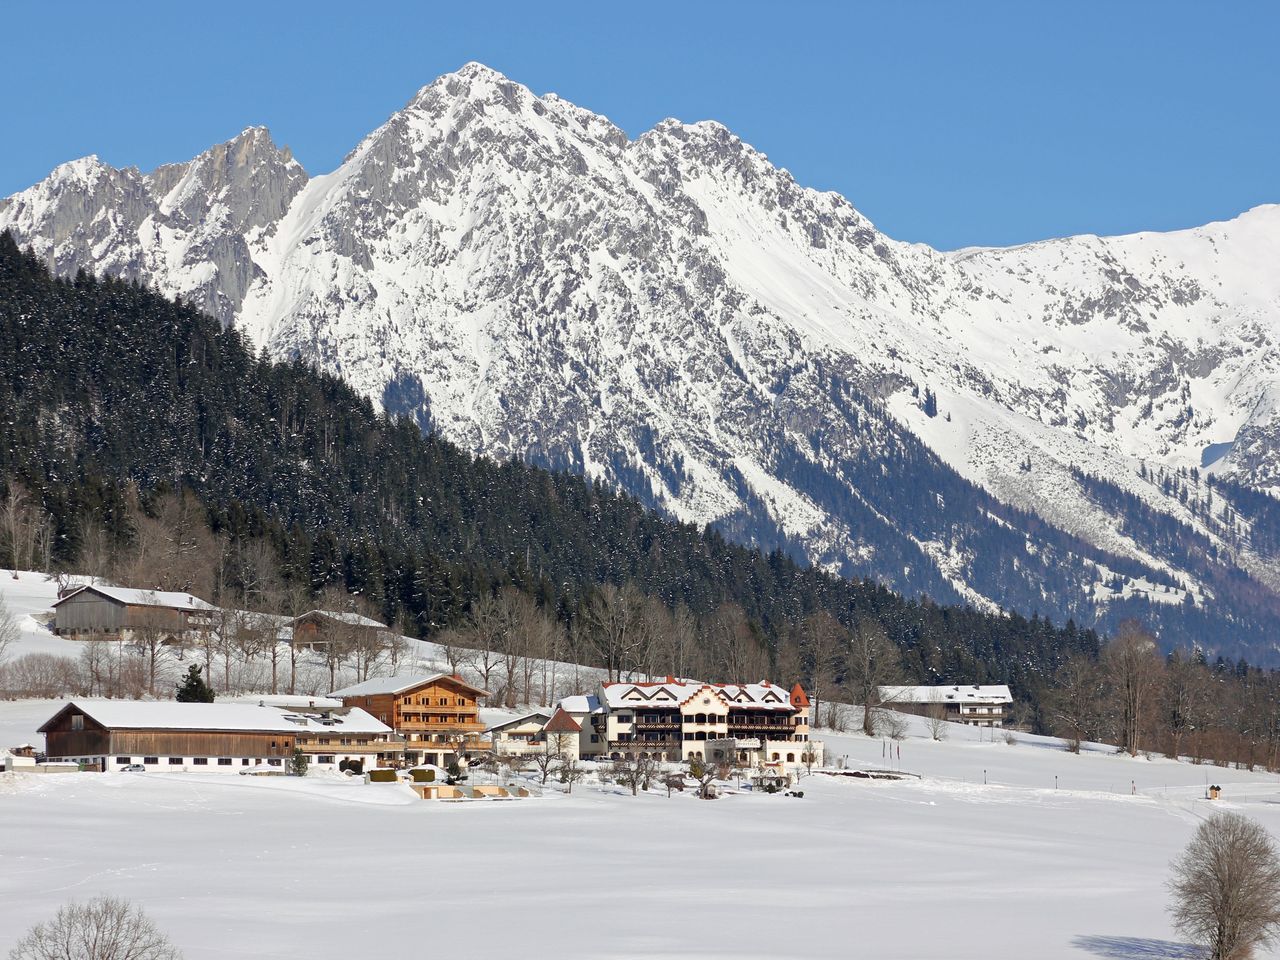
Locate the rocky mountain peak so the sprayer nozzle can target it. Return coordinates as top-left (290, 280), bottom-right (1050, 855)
top-left (4, 64), bottom-right (1280, 658)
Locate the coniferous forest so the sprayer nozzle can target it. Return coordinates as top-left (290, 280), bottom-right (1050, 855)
top-left (0, 231), bottom-right (1106, 720)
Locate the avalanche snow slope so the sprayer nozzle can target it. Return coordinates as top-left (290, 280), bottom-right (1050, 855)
top-left (6, 63), bottom-right (1280, 652)
top-left (3, 707), bottom-right (1279, 960)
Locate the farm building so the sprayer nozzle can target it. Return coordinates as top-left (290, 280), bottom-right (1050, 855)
top-left (37, 701), bottom-right (302, 772)
top-left (52, 585), bottom-right (215, 643)
top-left (879, 684), bottom-right (1014, 727)
top-left (289, 609), bottom-right (387, 650)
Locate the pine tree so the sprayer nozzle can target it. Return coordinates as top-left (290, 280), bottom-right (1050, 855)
top-left (175, 664), bottom-right (215, 703)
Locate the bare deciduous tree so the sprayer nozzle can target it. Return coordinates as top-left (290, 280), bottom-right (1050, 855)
top-left (1104, 620), bottom-right (1162, 756)
top-left (0, 593), bottom-right (19, 665)
top-left (8, 895), bottom-right (181, 960)
top-left (1050, 653), bottom-right (1105, 753)
top-left (557, 755), bottom-right (586, 794)
top-left (581, 583), bottom-right (650, 682)
top-left (1, 483), bottom-right (54, 574)
top-left (799, 611), bottom-right (846, 723)
top-left (1168, 812), bottom-right (1280, 960)
top-left (843, 619), bottom-right (904, 736)
top-left (925, 703), bottom-right (948, 741)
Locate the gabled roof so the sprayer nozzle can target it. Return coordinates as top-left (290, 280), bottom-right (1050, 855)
top-left (38, 700), bottom-right (307, 734)
top-left (879, 684), bottom-right (1014, 705)
top-left (544, 707), bottom-right (582, 734)
top-left (293, 609), bottom-right (388, 630)
top-left (329, 673), bottom-right (491, 699)
top-left (789, 683), bottom-right (811, 708)
top-left (485, 712), bottom-right (552, 734)
top-left (53, 584), bottom-right (215, 611)
top-left (600, 679), bottom-right (796, 712)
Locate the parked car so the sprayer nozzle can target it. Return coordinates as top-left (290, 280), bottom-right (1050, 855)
top-left (121, 764), bottom-right (146, 773)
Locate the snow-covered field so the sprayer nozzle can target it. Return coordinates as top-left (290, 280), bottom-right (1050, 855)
top-left (2, 696), bottom-right (1275, 960)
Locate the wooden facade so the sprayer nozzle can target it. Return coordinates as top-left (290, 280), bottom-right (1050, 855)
top-left (39, 704), bottom-right (296, 769)
top-left (335, 675), bottom-right (489, 765)
top-left (290, 611), bottom-right (386, 649)
top-left (53, 587), bottom-right (211, 642)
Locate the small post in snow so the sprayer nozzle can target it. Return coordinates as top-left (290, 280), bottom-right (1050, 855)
top-left (1054, 775), bottom-right (1058, 790)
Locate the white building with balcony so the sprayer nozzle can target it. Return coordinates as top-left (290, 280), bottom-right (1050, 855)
top-left (878, 684), bottom-right (1014, 727)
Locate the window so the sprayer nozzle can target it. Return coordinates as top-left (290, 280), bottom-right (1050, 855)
top-left (318, 755), bottom-right (335, 764)
top-left (267, 758), bottom-right (282, 766)
top-left (590, 735), bottom-right (599, 743)
top-left (616, 714), bottom-right (632, 723)
top-left (193, 757), bottom-right (208, 765)
top-left (168, 757), bottom-right (183, 765)
top-left (71, 715), bottom-right (84, 731)
top-left (217, 758), bottom-right (232, 766)
top-left (241, 758), bottom-right (250, 766)
top-left (456, 698), bottom-right (465, 706)
top-left (318, 738), bottom-right (330, 745)
top-left (116, 756), bottom-right (131, 764)
top-left (144, 757), bottom-right (158, 765)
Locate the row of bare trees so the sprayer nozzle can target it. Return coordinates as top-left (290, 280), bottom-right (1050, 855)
top-left (1049, 620), bottom-right (1280, 770)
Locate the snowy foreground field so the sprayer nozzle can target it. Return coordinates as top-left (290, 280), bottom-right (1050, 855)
top-left (3, 699), bottom-right (1277, 959)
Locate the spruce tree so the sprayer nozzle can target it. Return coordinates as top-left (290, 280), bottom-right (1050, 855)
top-left (175, 664), bottom-right (215, 703)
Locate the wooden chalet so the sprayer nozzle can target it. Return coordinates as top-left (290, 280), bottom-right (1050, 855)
top-left (52, 584), bottom-right (216, 643)
top-left (329, 674), bottom-right (491, 767)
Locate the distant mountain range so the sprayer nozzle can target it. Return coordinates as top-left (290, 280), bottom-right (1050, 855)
top-left (5, 62), bottom-right (1280, 659)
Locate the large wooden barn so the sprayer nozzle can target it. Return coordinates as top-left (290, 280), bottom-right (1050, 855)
top-left (52, 585), bottom-right (216, 643)
top-left (38, 701), bottom-right (303, 772)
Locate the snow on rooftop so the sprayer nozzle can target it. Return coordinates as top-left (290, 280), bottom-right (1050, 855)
top-left (880, 684), bottom-right (1014, 705)
top-left (329, 673), bottom-right (490, 699)
top-left (54, 584), bottom-right (216, 611)
top-left (557, 694), bottom-right (603, 715)
top-left (296, 609), bottom-right (387, 629)
top-left (599, 679), bottom-right (795, 711)
top-left (40, 700), bottom-right (313, 734)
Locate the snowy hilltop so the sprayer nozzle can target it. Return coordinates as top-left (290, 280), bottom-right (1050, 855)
top-left (5, 62), bottom-right (1280, 654)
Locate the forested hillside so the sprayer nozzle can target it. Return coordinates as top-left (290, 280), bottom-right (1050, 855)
top-left (0, 231), bottom-right (1104, 712)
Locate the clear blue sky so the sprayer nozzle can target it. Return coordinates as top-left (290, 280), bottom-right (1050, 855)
top-left (4, 1), bottom-right (1277, 249)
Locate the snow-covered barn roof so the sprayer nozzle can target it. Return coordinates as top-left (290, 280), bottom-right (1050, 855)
top-left (293, 609), bottom-right (388, 629)
top-left (38, 700), bottom-right (313, 734)
top-left (278, 707), bottom-right (393, 735)
top-left (879, 684), bottom-right (1013, 705)
top-left (53, 585), bottom-right (216, 611)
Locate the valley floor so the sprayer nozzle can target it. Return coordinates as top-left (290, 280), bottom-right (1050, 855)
top-left (1, 701), bottom-right (1273, 959)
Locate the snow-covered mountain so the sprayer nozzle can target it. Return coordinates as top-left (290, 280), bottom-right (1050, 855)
top-left (5, 62), bottom-right (1280, 655)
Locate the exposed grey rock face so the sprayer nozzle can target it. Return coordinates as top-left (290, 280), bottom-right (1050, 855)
top-left (0, 127), bottom-right (306, 324)
top-left (5, 62), bottom-right (1280, 654)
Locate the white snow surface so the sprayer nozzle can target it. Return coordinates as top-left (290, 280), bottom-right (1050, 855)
top-left (1, 698), bottom-right (1275, 959)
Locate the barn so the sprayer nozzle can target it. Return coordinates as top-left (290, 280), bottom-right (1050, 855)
top-left (52, 585), bottom-right (216, 643)
top-left (37, 701), bottom-right (303, 772)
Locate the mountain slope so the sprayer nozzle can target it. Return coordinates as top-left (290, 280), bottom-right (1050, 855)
top-left (4, 62), bottom-right (1280, 658)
